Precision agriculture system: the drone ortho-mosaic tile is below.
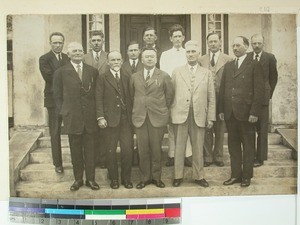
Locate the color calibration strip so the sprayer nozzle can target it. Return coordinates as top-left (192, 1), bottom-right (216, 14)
top-left (9, 197), bottom-right (181, 224)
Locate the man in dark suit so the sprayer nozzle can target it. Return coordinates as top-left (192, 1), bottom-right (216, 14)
top-left (96, 51), bottom-right (133, 189)
top-left (121, 41), bottom-right (144, 166)
top-left (83, 30), bottom-right (108, 169)
top-left (143, 26), bottom-right (161, 68)
top-left (199, 32), bottom-right (232, 167)
top-left (53, 42), bottom-right (100, 191)
top-left (130, 47), bottom-right (174, 189)
top-left (39, 32), bottom-right (69, 173)
top-left (219, 36), bottom-right (264, 187)
top-left (122, 41), bottom-right (143, 77)
top-left (250, 34), bottom-right (278, 167)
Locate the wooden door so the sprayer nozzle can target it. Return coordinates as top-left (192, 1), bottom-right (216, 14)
top-left (120, 14), bottom-right (191, 60)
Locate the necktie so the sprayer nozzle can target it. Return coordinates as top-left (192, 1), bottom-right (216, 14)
top-left (145, 70), bottom-right (151, 82)
top-left (211, 53), bottom-right (215, 67)
top-left (58, 54), bottom-right (62, 61)
top-left (77, 64), bottom-right (82, 81)
top-left (132, 60), bottom-right (136, 73)
top-left (190, 67), bottom-right (194, 74)
top-left (234, 58), bottom-right (239, 73)
top-left (115, 72), bottom-right (120, 82)
top-left (95, 52), bottom-right (99, 61)
top-left (255, 54), bottom-right (259, 61)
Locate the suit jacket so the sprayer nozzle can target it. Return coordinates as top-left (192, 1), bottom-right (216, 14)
top-left (39, 51), bottom-right (69, 107)
top-left (121, 60), bottom-right (144, 78)
top-left (198, 52), bottom-right (232, 95)
top-left (130, 68), bottom-right (174, 128)
top-left (218, 54), bottom-right (265, 121)
top-left (83, 51), bottom-right (108, 75)
top-left (53, 62), bottom-right (99, 134)
top-left (171, 64), bottom-right (216, 127)
top-left (248, 51), bottom-right (278, 105)
top-left (95, 70), bottom-right (132, 127)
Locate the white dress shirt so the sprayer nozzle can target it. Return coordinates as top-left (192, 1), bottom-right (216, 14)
top-left (143, 67), bottom-right (155, 80)
top-left (160, 47), bottom-right (187, 76)
top-left (236, 54), bottom-right (247, 68)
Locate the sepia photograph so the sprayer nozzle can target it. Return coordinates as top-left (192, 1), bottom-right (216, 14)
top-left (7, 13), bottom-right (297, 200)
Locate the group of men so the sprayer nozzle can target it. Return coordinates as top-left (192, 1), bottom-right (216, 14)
top-left (39, 23), bottom-right (278, 191)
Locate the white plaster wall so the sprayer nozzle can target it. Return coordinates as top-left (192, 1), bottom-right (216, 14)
top-left (48, 15), bottom-right (82, 51)
top-left (109, 14), bottom-right (120, 52)
top-left (13, 15), bottom-right (46, 126)
top-left (13, 15), bottom-right (82, 126)
top-left (228, 14), bottom-right (262, 57)
top-left (191, 14), bottom-right (202, 49)
top-left (271, 14), bottom-right (297, 125)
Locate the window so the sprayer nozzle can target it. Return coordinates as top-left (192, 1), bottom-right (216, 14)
top-left (82, 14), bottom-right (109, 53)
top-left (201, 14), bottom-right (228, 54)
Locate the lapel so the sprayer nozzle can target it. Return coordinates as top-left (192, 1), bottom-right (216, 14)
top-left (259, 51), bottom-right (267, 66)
top-left (180, 65), bottom-right (192, 89)
top-left (105, 70), bottom-right (120, 93)
top-left (215, 53), bottom-right (228, 73)
top-left (98, 51), bottom-right (107, 70)
top-left (200, 54), bottom-right (210, 69)
top-left (233, 54), bottom-right (251, 78)
top-left (146, 68), bottom-right (160, 88)
top-left (123, 61), bottom-right (132, 75)
top-left (65, 62), bottom-right (82, 84)
top-left (136, 70), bottom-right (146, 88)
top-left (49, 51), bottom-right (61, 69)
top-left (193, 65), bottom-right (206, 91)
top-left (81, 64), bottom-right (90, 86)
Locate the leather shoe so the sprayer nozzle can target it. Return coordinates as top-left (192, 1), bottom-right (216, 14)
top-left (214, 161), bottom-right (224, 167)
top-left (204, 162), bottom-right (212, 167)
top-left (136, 180), bottom-right (152, 189)
top-left (165, 157), bottom-right (174, 167)
top-left (254, 160), bottom-right (264, 167)
top-left (172, 178), bottom-right (183, 187)
top-left (121, 180), bottom-right (133, 189)
top-left (195, 179), bottom-right (209, 187)
top-left (85, 180), bottom-right (100, 190)
top-left (55, 166), bottom-right (64, 173)
top-left (241, 178), bottom-right (251, 187)
top-left (184, 157), bottom-right (192, 167)
top-left (152, 180), bottom-right (165, 188)
top-left (110, 180), bottom-right (119, 189)
top-left (223, 177), bottom-right (242, 185)
top-left (70, 180), bottom-right (83, 191)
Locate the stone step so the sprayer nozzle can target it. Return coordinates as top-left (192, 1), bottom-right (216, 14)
top-left (20, 159), bottom-right (297, 182)
top-left (30, 145), bottom-right (294, 164)
top-left (16, 177), bottom-right (297, 199)
top-left (37, 133), bottom-right (283, 148)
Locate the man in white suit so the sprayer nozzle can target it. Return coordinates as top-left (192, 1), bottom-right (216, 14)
top-left (199, 32), bottom-right (232, 167)
top-left (171, 40), bottom-right (216, 188)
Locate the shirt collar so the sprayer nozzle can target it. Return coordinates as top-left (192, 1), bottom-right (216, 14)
top-left (129, 58), bottom-right (139, 65)
top-left (52, 51), bottom-right (61, 60)
top-left (70, 61), bottom-right (83, 70)
top-left (172, 46), bottom-right (184, 52)
top-left (210, 50), bottom-right (220, 59)
top-left (144, 67), bottom-right (155, 78)
top-left (253, 51), bottom-right (262, 59)
top-left (92, 50), bottom-right (102, 58)
top-left (110, 68), bottom-right (120, 78)
top-left (187, 63), bottom-right (198, 73)
top-left (236, 54), bottom-right (247, 67)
